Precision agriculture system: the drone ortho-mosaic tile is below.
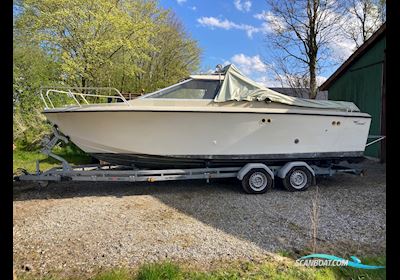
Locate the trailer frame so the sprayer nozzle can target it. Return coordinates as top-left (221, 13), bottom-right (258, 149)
top-left (14, 157), bottom-right (364, 191)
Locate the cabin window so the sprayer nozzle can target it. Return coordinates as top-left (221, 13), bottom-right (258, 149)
top-left (147, 80), bottom-right (220, 99)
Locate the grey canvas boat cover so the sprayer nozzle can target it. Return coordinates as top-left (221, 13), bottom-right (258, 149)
top-left (213, 64), bottom-right (360, 112)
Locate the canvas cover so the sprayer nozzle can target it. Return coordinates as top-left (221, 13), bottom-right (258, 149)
top-left (213, 64), bottom-right (360, 112)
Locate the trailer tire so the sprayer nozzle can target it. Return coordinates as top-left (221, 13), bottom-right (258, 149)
top-left (282, 166), bottom-right (313, 192)
top-left (241, 168), bottom-right (273, 194)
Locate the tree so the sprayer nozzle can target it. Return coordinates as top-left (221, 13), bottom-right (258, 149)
top-left (15, 0), bottom-right (165, 88)
top-left (264, 0), bottom-right (345, 99)
top-left (131, 13), bottom-right (201, 93)
top-left (269, 58), bottom-right (311, 97)
top-left (341, 0), bottom-right (386, 49)
top-left (13, 0), bottom-right (201, 148)
top-left (102, 13), bottom-right (201, 94)
top-left (13, 41), bottom-right (61, 147)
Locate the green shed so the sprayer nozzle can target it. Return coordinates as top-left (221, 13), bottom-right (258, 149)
top-left (319, 23), bottom-right (386, 162)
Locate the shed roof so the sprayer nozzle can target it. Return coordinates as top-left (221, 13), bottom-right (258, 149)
top-left (319, 23), bottom-right (386, 91)
top-left (269, 87), bottom-right (328, 100)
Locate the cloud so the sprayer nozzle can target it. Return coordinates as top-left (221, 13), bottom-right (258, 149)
top-left (197, 16), bottom-right (262, 38)
top-left (328, 38), bottom-right (357, 62)
top-left (176, 0), bottom-right (187, 5)
top-left (231, 54), bottom-right (268, 74)
top-left (190, 6), bottom-right (197, 11)
top-left (253, 11), bottom-right (265, 20)
top-left (234, 0), bottom-right (252, 12)
top-left (255, 75), bottom-right (282, 87)
top-left (224, 55), bottom-right (278, 87)
top-left (225, 53), bottom-right (329, 88)
top-left (254, 10), bottom-right (286, 33)
top-left (197, 17), bottom-right (237, 30)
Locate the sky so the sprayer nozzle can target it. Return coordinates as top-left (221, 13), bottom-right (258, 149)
top-left (14, 0), bottom-right (362, 88)
top-left (158, 0), bottom-right (357, 87)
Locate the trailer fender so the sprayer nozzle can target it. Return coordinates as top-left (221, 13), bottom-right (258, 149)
top-left (237, 163), bottom-right (274, 181)
top-left (277, 161), bottom-right (315, 182)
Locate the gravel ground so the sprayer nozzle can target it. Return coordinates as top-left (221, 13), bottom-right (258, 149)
top-left (13, 159), bottom-right (386, 278)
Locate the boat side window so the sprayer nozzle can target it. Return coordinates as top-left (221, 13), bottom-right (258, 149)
top-left (149, 80), bottom-right (220, 99)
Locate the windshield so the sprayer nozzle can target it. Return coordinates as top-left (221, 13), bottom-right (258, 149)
top-left (145, 79), bottom-right (221, 99)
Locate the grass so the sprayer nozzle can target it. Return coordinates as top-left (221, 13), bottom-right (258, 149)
top-left (103, 257), bottom-right (385, 280)
top-left (329, 255), bottom-right (386, 280)
top-left (13, 144), bottom-right (94, 174)
top-left (16, 256), bottom-right (385, 280)
top-left (136, 262), bottom-right (183, 280)
top-left (92, 269), bottom-right (133, 280)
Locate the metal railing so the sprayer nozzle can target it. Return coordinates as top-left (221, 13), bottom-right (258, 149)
top-left (39, 87), bottom-right (132, 109)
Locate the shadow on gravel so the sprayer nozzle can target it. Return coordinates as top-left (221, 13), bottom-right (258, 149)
top-left (13, 160), bottom-right (386, 255)
top-left (13, 178), bottom-right (266, 201)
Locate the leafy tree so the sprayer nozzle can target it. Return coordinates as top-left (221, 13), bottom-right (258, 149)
top-left (131, 13), bottom-right (201, 93)
top-left (15, 0), bottom-right (165, 87)
top-left (13, 41), bottom-right (61, 148)
top-left (13, 0), bottom-right (201, 148)
top-left (98, 12), bottom-right (201, 94)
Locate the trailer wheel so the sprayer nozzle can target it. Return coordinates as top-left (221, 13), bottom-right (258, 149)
top-left (241, 168), bottom-right (273, 194)
top-left (283, 166), bottom-right (313, 192)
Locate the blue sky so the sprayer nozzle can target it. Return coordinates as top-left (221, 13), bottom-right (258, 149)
top-left (159, 1), bottom-right (274, 77)
top-left (158, 0), bottom-right (356, 87)
top-left (159, 1), bottom-right (270, 69)
top-left (14, 0), bottom-right (358, 88)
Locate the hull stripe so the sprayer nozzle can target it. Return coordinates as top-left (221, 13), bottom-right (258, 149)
top-left (43, 110), bottom-right (371, 119)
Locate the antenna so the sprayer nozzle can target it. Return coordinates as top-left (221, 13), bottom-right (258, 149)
top-left (216, 64), bottom-right (223, 85)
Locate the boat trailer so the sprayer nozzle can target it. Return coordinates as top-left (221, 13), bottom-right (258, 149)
top-left (14, 127), bottom-right (382, 194)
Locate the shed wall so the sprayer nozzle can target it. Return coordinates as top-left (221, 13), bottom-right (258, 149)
top-left (328, 37), bottom-right (385, 158)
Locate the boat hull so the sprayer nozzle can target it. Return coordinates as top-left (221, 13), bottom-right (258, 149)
top-left (44, 108), bottom-right (371, 168)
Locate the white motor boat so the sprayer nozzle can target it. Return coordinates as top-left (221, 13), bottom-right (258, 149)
top-left (41, 64), bottom-right (371, 168)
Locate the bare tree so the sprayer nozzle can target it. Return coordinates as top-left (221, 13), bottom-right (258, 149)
top-left (270, 58), bottom-right (310, 98)
top-left (270, 57), bottom-right (310, 97)
top-left (341, 0), bottom-right (386, 49)
top-left (264, 0), bottom-right (345, 99)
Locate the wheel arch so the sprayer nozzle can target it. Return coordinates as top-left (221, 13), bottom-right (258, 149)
top-left (237, 163), bottom-right (274, 181)
top-left (277, 161), bottom-right (316, 184)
